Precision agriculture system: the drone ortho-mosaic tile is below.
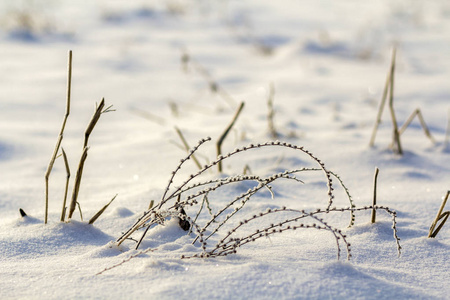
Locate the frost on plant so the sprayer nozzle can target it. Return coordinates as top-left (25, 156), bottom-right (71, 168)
top-left (116, 139), bottom-right (401, 260)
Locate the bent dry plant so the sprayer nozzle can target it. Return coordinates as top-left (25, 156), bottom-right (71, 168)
top-left (428, 191), bottom-right (450, 238)
top-left (115, 139), bottom-right (401, 263)
top-left (44, 50), bottom-right (116, 225)
top-left (369, 47), bottom-right (435, 154)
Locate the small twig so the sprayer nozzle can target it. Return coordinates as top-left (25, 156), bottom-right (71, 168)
top-left (68, 98), bottom-right (112, 220)
top-left (428, 191), bottom-right (450, 238)
top-left (217, 102), bottom-right (245, 173)
top-left (89, 194), bottom-right (118, 224)
top-left (76, 202), bottom-right (83, 221)
top-left (129, 107), bottom-right (165, 126)
top-left (136, 224), bottom-right (153, 250)
top-left (45, 50), bottom-right (72, 224)
top-left (181, 50), bottom-right (236, 109)
top-left (68, 147), bottom-right (89, 219)
top-left (444, 109), bottom-right (450, 148)
top-left (371, 167), bottom-right (379, 223)
top-left (369, 51), bottom-right (391, 147)
top-left (169, 101), bottom-right (179, 117)
top-left (267, 83), bottom-right (278, 139)
top-left (148, 200), bottom-right (154, 210)
top-left (175, 127), bottom-right (202, 170)
top-left (84, 99), bottom-right (106, 148)
top-left (60, 147), bottom-right (70, 222)
top-left (19, 208), bottom-right (27, 217)
top-left (397, 108), bottom-right (436, 144)
top-left (96, 247), bottom-right (157, 275)
top-left (387, 48), bottom-right (402, 155)
top-left (243, 164), bottom-right (252, 175)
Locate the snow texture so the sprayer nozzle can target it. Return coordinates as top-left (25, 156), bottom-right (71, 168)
top-left (0, 0), bottom-right (449, 299)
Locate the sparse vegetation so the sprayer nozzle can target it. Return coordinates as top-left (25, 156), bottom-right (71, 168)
top-left (369, 48), bottom-right (435, 154)
top-left (428, 191), bottom-right (450, 238)
top-left (45, 51), bottom-right (116, 225)
top-left (115, 139), bottom-right (401, 261)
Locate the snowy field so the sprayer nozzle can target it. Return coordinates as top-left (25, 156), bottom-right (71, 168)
top-left (0, 1), bottom-right (449, 299)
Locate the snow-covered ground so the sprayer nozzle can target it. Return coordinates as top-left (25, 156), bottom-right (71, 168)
top-left (0, 1), bottom-right (449, 299)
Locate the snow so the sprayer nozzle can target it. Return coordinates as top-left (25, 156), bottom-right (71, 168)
top-left (0, 0), bottom-right (449, 299)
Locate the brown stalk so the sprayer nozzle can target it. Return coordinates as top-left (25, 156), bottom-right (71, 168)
top-left (371, 167), bottom-right (379, 223)
top-left (267, 83), bottom-right (278, 139)
top-left (369, 51), bottom-right (392, 147)
top-left (89, 194), bottom-right (118, 224)
top-left (428, 191), bottom-right (450, 238)
top-left (67, 98), bottom-right (113, 220)
top-left (397, 108), bottom-right (436, 144)
top-left (387, 48), bottom-right (402, 155)
top-left (60, 148), bottom-right (70, 222)
top-left (175, 126), bottom-right (202, 170)
top-left (84, 98), bottom-right (106, 148)
top-left (67, 146), bottom-right (89, 219)
top-left (45, 50), bottom-right (72, 224)
top-left (445, 109), bottom-right (450, 148)
top-left (216, 102), bottom-right (245, 173)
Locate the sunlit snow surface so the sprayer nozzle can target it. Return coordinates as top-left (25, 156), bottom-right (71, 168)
top-left (0, 1), bottom-right (449, 299)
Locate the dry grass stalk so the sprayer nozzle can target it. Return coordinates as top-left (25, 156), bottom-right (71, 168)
top-left (45, 50), bottom-right (72, 224)
top-left (175, 126), bottom-right (202, 170)
top-left (181, 50), bottom-right (236, 109)
top-left (76, 202), bottom-right (84, 221)
top-left (397, 108), bottom-right (436, 144)
top-left (129, 107), bottom-right (165, 126)
top-left (243, 164), bottom-right (252, 175)
top-left (84, 99), bottom-right (107, 148)
top-left (370, 48), bottom-right (436, 153)
top-left (169, 101), bottom-right (179, 117)
top-left (67, 98), bottom-right (114, 220)
top-left (217, 102), bottom-right (245, 172)
top-left (387, 48), bottom-right (402, 154)
top-left (369, 47), bottom-right (402, 154)
top-left (60, 148), bottom-right (70, 222)
top-left (89, 194), bottom-right (118, 224)
top-left (428, 191), bottom-right (450, 238)
top-left (267, 83), bottom-right (278, 139)
top-left (148, 200), bottom-right (154, 210)
top-left (371, 167), bottom-right (379, 223)
top-left (96, 247), bottom-right (157, 275)
top-left (369, 49), bottom-right (392, 147)
top-left (19, 208), bottom-right (27, 217)
top-left (444, 109), bottom-right (450, 148)
top-left (67, 146), bottom-right (89, 219)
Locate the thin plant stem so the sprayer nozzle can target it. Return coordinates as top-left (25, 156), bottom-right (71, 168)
top-left (89, 194), bottom-right (118, 224)
top-left (181, 50), bottom-right (236, 109)
top-left (369, 52), bottom-right (391, 147)
top-left (67, 98), bottom-right (113, 220)
top-left (217, 102), bottom-right (245, 172)
top-left (76, 202), bottom-right (83, 221)
top-left (96, 247), bottom-right (157, 275)
top-left (68, 146), bottom-right (89, 219)
top-left (45, 50), bottom-right (72, 224)
top-left (175, 126), bottom-right (202, 170)
top-left (129, 107), bottom-right (165, 126)
top-left (148, 200), bottom-right (155, 210)
top-left (387, 48), bottom-right (402, 154)
top-left (371, 167), bottom-right (379, 223)
top-left (444, 109), bottom-right (450, 148)
top-left (267, 82), bottom-right (278, 139)
top-left (84, 99), bottom-right (105, 148)
top-left (60, 147), bottom-right (70, 222)
top-left (397, 108), bottom-right (436, 144)
top-left (428, 191), bottom-right (450, 238)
